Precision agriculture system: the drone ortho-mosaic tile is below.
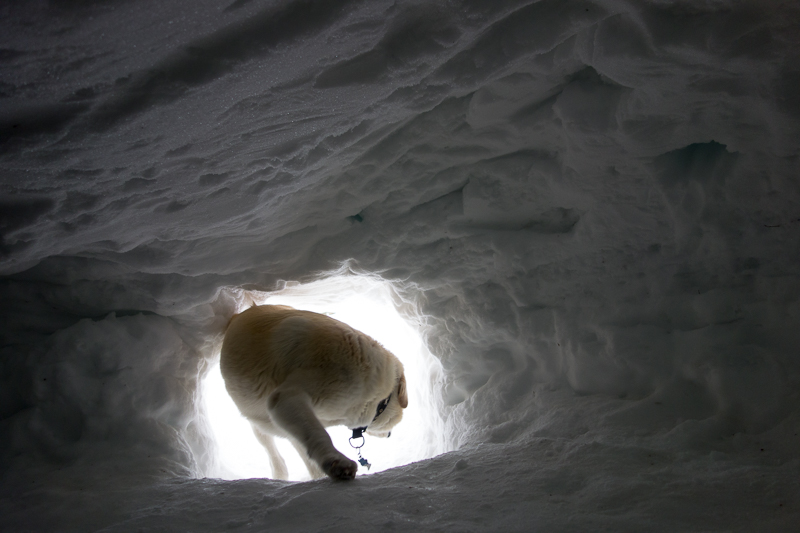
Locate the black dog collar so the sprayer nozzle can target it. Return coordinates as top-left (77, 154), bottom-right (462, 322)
top-left (350, 393), bottom-right (392, 440)
top-left (349, 393), bottom-right (392, 470)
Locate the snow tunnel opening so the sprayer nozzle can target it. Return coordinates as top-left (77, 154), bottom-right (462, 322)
top-left (201, 272), bottom-right (451, 481)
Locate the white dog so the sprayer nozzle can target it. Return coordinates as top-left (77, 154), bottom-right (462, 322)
top-left (220, 304), bottom-right (408, 480)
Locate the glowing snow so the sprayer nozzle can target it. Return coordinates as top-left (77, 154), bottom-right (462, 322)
top-left (203, 275), bottom-right (449, 480)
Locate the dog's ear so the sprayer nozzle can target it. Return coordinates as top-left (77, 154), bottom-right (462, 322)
top-left (397, 374), bottom-right (408, 408)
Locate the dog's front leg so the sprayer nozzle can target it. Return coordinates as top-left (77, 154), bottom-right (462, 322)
top-left (266, 386), bottom-right (357, 480)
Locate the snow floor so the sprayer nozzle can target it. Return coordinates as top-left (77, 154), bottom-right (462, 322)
top-left (2, 390), bottom-right (798, 532)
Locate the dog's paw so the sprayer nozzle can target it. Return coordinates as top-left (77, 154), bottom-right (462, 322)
top-left (322, 456), bottom-right (358, 481)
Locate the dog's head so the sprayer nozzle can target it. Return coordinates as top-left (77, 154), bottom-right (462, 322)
top-left (366, 372), bottom-right (408, 438)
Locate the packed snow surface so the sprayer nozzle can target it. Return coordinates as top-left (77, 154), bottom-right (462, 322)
top-left (1, 0), bottom-right (799, 531)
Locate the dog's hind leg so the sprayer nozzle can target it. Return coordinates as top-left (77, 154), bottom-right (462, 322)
top-left (251, 426), bottom-right (288, 480)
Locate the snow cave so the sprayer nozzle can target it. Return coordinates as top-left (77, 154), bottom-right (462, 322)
top-left (1, 1), bottom-right (799, 531)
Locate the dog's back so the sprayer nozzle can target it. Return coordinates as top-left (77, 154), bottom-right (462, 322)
top-left (221, 305), bottom-right (370, 407)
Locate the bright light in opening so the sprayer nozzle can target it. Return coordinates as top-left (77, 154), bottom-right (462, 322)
top-left (203, 274), bottom-right (448, 481)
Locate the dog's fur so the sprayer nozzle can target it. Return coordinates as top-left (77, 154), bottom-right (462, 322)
top-left (220, 304), bottom-right (408, 480)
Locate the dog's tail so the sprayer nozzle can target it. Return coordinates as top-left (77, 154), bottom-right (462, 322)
top-left (223, 292), bottom-right (260, 332)
top-left (245, 292), bottom-right (258, 309)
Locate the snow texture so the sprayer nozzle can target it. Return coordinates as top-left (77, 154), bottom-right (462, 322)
top-left (1, 0), bottom-right (799, 530)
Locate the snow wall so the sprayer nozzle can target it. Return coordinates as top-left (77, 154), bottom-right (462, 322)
top-left (1, 0), bottom-right (799, 530)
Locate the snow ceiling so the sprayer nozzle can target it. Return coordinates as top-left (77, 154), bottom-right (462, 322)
top-left (1, 0), bottom-right (799, 530)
